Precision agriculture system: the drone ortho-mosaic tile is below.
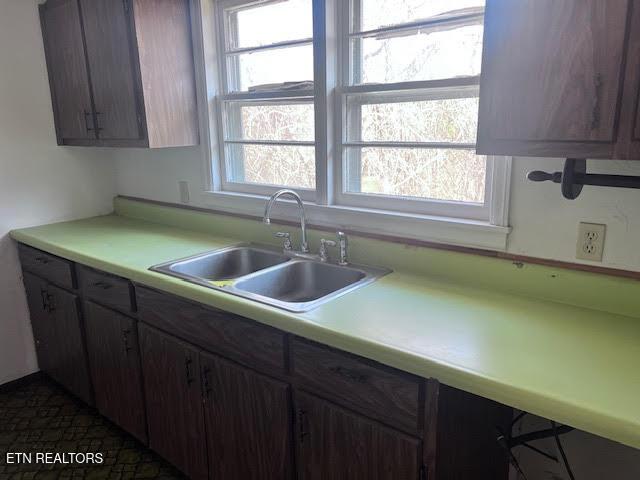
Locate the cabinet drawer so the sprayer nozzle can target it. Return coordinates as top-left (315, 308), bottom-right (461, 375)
top-left (136, 286), bottom-right (285, 373)
top-left (80, 267), bottom-right (134, 313)
top-left (18, 244), bottom-right (75, 289)
top-left (292, 337), bottom-right (421, 434)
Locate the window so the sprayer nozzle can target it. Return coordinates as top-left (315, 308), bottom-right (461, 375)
top-left (337, 0), bottom-right (491, 219)
top-left (204, 0), bottom-right (511, 248)
top-left (216, 0), bottom-right (316, 197)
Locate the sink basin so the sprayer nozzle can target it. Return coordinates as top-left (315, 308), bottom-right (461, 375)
top-left (234, 260), bottom-right (367, 304)
top-left (151, 245), bottom-right (290, 282)
top-left (150, 244), bottom-right (390, 312)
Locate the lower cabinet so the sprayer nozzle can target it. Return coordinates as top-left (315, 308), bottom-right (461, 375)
top-left (138, 324), bottom-right (208, 480)
top-left (23, 271), bottom-right (92, 405)
top-left (295, 392), bottom-right (422, 480)
top-left (84, 301), bottom-right (147, 443)
top-left (201, 352), bottom-right (293, 480)
top-left (20, 247), bottom-right (511, 480)
top-left (23, 273), bottom-right (57, 375)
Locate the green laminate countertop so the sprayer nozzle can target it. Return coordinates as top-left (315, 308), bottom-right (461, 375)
top-left (10, 203), bottom-right (640, 450)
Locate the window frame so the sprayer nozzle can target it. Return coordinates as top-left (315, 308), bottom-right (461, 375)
top-left (213, 0), bottom-right (318, 201)
top-left (335, 0), bottom-right (497, 221)
top-left (196, 0), bottom-right (512, 250)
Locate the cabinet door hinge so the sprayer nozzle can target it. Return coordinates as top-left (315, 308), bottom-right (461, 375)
top-left (122, 0), bottom-right (130, 13)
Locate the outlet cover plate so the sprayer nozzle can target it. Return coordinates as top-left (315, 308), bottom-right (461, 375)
top-left (576, 222), bottom-right (606, 262)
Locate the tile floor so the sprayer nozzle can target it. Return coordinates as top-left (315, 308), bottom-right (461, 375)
top-left (0, 375), bottom-right (183, 479)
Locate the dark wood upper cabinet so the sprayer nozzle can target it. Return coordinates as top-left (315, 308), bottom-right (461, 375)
top-left (79, 0), bottom-right (142, 141)
top-left (295, 392), bottom-right (422, 480)
top-left (138, 323), bottom-right (207, 480)
top-left (201, 352), bottom-right (293, 480)
top-left (477, 0), bottom-right (640, 160)
top-left (39, 0), bottom-right (94, 142)
top-left (84, 302), bottom-right (147, 443)
top-left (39, 0), bottom-right (198, 148)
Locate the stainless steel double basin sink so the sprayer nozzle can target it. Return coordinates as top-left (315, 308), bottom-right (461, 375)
top-left (150, 244), bottom-right (390, 312)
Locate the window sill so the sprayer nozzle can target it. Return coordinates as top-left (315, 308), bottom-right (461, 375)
top-left (199, 190), bottom-right (511, 251)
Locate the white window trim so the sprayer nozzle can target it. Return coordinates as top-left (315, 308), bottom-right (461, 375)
top-left (191, 0), bottom-right (512, 251)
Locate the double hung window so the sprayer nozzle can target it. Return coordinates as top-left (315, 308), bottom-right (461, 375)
top-left (206, 0), bottom-right (510, 247)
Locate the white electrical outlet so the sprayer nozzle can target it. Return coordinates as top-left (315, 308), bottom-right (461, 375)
top-left (576, 223), bottom-right (606, 262)
top-left (178, 181), bottom-right (190, 204)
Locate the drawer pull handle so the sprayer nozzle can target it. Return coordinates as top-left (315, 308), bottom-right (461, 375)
top-left (201, 366), bottom-right (212, 400)
top-left (35, 256), bottom-right (50, 265)
top-left (122, 328), bottom-right (132, 355)
top-left (297, 409), bottom-right (308, 443)
top-left (92, 281), bottom-right (113, 290)
top-left (329, 366), bottom-right (367, 383)
top-left (40, 289), bottom-right (49, 311)
top-left (185, 357), bottom-right (194, 386)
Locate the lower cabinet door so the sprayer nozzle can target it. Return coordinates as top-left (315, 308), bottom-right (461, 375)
top-left (138, 324), bottom-right (207, 480)
top-left (200, 352), bottom-right (293, 480)
top-left (296, 392), bottom-right (422, 480)
top-left (84, 301), bottom-right (147, 443)
top-left (48, 284), bottom-right (92, 405)
top-left (23, 272), bottom-right (57, 376)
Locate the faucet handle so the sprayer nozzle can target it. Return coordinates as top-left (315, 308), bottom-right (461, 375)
top-left (336, 231), bottom-right (349, 265)
top-left (275, 232), bottom-right (293, 251)
top-left (319, 238), bottom-right (337, 262)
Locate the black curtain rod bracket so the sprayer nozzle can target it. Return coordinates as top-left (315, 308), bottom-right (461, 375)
top-left (528, 158), bottom-right (640, 199)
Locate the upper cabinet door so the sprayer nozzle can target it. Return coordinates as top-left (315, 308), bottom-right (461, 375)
top-left (40, 0), bottom-right (95, 142)
top-left (614, 2), bottom-right (640, 160)
top-left (79, 0), bottom-right (142, 140)
top-left (477, 0), bottom-right (632, 159)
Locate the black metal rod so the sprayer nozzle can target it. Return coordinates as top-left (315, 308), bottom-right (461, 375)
top-left (509, 425), bottom-right (574, 446)
top-left (529, 171), bottom-right (640, 189)
top-left (578, 173), bottom-right (640, 189)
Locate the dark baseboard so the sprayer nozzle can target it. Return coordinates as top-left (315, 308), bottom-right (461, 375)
top-left (0, 371), bottom-right (44, 393)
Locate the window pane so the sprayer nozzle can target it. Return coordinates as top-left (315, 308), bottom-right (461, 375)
top-left (355, 0), bottom-right (484, 32)
top-left (228, 0), bottom-right (312, 49)
top-left (352, 25), bottom-right (483, 84)
top-left (351, 97), bottom-right (478, 143)
top-left (345, 147), bottom-right (485, 202)
top-left (225, 102), bottom-right (314, 142)
top-left (226, 144), bottom-right (315, 189)
top-left (229, 44), bottom-right (313, 91)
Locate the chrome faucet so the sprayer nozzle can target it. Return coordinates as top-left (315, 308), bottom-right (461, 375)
top-left (263, 189), bottom-right (310, 253)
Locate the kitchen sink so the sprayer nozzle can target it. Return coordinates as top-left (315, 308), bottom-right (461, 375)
top-left (150, 245), bottom-right (290, 282)
top-left (234, 260), bottom-right (368, 305)
top-left (149, 244), bottom-right (389, 312)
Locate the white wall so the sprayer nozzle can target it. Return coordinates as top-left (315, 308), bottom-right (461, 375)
top-left (0, 0), bottom-right (116, 385)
